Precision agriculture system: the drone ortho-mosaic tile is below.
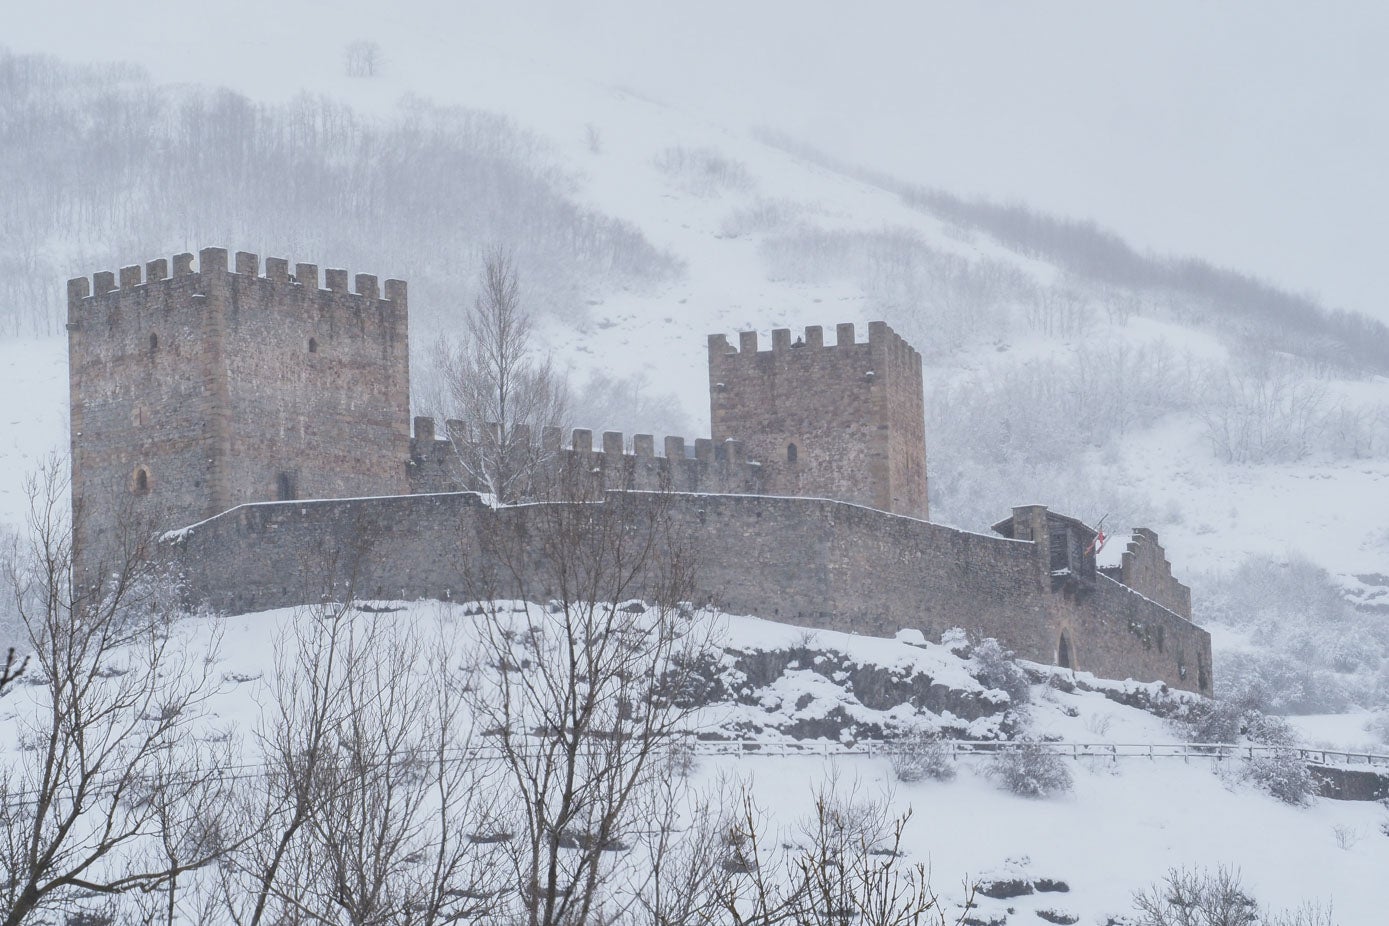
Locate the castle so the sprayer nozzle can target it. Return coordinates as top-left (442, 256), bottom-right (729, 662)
top-left (67, 248), bottom-right (1213, 696)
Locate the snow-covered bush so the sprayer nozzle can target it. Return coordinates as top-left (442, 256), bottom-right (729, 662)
top-left (887, 727), bottom-right (956, 783)
top-left (1182, 699), bottom-right (1297, 747)
top-left (1241, 749), bottom-right (1315, 806)
top-left (1198, 554), bottom-right (1389, 714)
top-left (1366, 711), bottom-right (1389, 746)
top-left (1218, 651), bottom-right (1358, 715)
top-left (985, 741), bottom-right (1072, 798)
top-left (971, 638), bottom-right (1031, 706)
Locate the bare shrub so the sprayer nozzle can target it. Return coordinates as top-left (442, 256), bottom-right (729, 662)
top-left (719, 198), bottom-right (800, 237)
top-left (1265, 902), bottom-right (1339, 926)
top-left (1132, 866), bottom-right (1258, 926)
top-left (214, 602), bottom-right (502, 926)
top-left (466, 477), bottom-right (718, 925)
top-left (1133, 866), bottom-right (1338, 926)
top-left (0, 645), bottom-right (25, 695)
top-left (1196, 362), bottom-right (1330, 464)
top-left (986, 741), bottom-right (1072, 798)
top-left (1331, 824), bottom-right (1361, 850)
top-left (654, 145), bottom-right (754, 196)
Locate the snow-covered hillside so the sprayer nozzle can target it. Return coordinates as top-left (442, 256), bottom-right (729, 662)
top-left (3, 602), bottom-right (1385, 921)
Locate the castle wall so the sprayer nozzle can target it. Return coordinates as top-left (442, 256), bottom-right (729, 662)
top-left (407, 419), bottom-right (769, 496)
top-left (708, 322), bottom-right (928, 520)
top-left (168, 491), bottom-right (1212, 695)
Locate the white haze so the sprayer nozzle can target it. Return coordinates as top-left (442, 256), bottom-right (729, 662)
top-left (9, 0), bottom-right (1388, 323)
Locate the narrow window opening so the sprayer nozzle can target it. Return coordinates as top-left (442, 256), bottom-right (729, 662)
top-left (276, 472), bottom-right (296, 501)
top-left (133, 467), bottom-right (150, 494)
top-left (787, 443), bottom-right (798, 463)
top-left (308, 337), bottom-right (317, 353)
top-left (149, 332), bottom-right (158, 353)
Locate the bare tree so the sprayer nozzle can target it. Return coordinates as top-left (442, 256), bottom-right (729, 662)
top-left (0, 457), bottom-right (226, 926)
top-left (426, 249), bottom-right (569, 503)
top-left (704, 779), bottom-right (973, 926)
top-left (344, 40), bottom-right (383, 78)
top-left (626, 770), bottom-right (740, 926)
top-left (215, 601), bottom-right (503, 926)
top-left (466, 471), bottom-right (716, 925)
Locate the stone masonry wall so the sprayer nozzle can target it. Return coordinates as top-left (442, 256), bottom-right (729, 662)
top-left (407, 418), bottom-right (769, 496)
top-left (68, 259), bottom-right (219, 578)
top-left (708, 322), bottom-right (928, 520)
top-left (216, 250), bottom-right (410, 506)
top-left (169, 491), bottom-right (1212, 695)
top-left (1109, 528), bottom-right (1192, 619)
top-left (68, 248), bottom-right (409, 581)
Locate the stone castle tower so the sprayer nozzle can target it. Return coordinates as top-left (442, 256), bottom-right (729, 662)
top-left (708, 321), bottom-right (927, 519)
top-left (67, 248), bottom-right (410, 579)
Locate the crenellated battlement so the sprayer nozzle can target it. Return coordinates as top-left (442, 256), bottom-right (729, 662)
top-left (406, 417), bottom-right (766, 496)
top-left (66, 247), bottom-right (406, 317)
top-left (707, 320), bottom-right (921, 365)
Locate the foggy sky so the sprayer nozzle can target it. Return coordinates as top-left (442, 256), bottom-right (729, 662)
top-left (12, 1), bottom-right (1387, 324)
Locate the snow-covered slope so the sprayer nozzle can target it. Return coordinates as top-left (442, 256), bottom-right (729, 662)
top-left (4, 602), bottom-right (1384, 920)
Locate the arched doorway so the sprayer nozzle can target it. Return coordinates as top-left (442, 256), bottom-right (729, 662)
top-left (1058, 630), bottom-right (1074, 670)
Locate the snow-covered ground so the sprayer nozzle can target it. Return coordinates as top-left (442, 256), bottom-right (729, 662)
top-left (4, 602), bottom-right (1384, 920)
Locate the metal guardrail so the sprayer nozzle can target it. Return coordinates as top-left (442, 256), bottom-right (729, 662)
top-left (687, 739), bottom-right (1389, 770)
top-left (7, 740), bottom-right (1386, 809)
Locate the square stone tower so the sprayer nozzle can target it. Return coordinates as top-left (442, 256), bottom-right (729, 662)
top-left (708, 321), bottom-right (927, 518)
top-left (67, 247), bottom-right (410, 581)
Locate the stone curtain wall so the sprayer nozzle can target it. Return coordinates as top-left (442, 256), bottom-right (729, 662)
top-left (407, 418), bottom-right (771, 496)
top-left (68, 248), bottom-right (410, 581)
top-left (169, 491), bottom-right (1212, 695)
